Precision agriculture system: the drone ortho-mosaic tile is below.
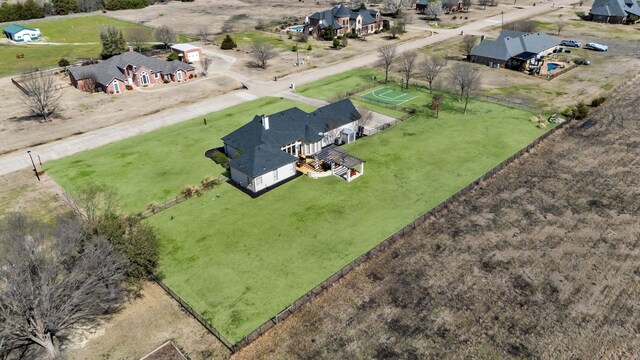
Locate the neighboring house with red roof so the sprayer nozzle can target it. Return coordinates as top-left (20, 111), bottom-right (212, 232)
top-left (305, 4), bottom-right (382, 38)
top-left (68, 50), bottom-right (195, 94)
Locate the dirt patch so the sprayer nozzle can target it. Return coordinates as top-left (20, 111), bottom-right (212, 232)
top-left (0, 169), bottom-right (66, 220)
top-left (0, 70), bottom-right (242, 154)
top-left (65, 281), bottom-right (231, 360)
top-left (232, 74), bottom-right (640, 358)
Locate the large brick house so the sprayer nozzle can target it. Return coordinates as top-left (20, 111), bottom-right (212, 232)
top-left (305, 4), bottom-right (383, 37)
top-left (69, 50), bottom-right (196, 94)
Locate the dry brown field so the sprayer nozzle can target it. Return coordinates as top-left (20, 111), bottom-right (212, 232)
top-left (233, 73), bottom-right (640, 359)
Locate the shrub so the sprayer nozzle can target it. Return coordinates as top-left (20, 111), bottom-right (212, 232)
top-left (341, 36), bottom-right (348, 47)
top-left (182, 184), bottom-right (198, 198)
top-left (374, 29), bottom-right (381, 34)
top-left (452, 15), bottom-right (457, 20)
top-left (332, 38), bottom-right (340, 48)
top-left (201, 176), bottom-right (215, 189)
top-left (383, 20), bottom-right (390, 30)
top-left (167, 52), bottom-right (179, 61)
top-left (561, 107), bottom-right (573, 118)
top-left (307, 44), bottom-right (312, 50)
top-left (292, 44), bottom-right (298, 52)
top-left (104, 0), bottom-right (147, 11)
top-left (212, 151), bottom-right (229, 167)
top-left (572, 101), bottom-right (589, 120)
top-left (288, 32), bottom-right (293, 39)
top-left (147, 202), bottom-right (160, 214)
top-left (591, 96), bottom-right (606, 107)
top-left (163, 79), bottom-right (170, 84)
top-left (576, 11), bottom-right (586, 19)
top-left (220, 34), bottom-right (237, 50)
top-left (58, 58), bottom-right (70, 67)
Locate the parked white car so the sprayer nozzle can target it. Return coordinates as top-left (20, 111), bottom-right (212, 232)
top-left (560, 39), bottom-right (581, 47)
top-left (585, 42), bottom-right (608, 52)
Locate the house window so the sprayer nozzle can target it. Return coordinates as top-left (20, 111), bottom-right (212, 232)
top-left (113, 81), bottom-right (120, 93)
top-left (154, 73), bottom-right (159, 79)
top-left (177, 71), bottom-right (183, 81)
top-left (140, 72), bottom-right (150, 85)
top-left (255, 176), bottom-right (263, 185)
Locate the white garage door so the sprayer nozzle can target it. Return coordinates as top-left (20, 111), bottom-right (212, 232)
top-left (187, 51), bottom-right (200, 62)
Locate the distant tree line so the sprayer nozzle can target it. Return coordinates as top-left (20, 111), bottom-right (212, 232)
top-left (0, 0), bottom-right (154, 23)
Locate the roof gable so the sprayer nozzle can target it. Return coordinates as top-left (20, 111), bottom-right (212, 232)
top-left (222, 99), bottom-right (361, 177)
top-left (3, 24), bottom-right (37, 35)
top-left (471, 30), bottom-right (558, 61)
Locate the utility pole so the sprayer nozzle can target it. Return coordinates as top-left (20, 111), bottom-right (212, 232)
top-left (27, 151), bottom-right (40, 181)
top-left (501, 11), bottom-right (504, 29)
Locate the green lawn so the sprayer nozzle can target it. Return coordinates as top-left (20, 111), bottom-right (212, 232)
top-left (36, 15), bottom-right (153, 43)
top-left (47, 91), bottom-right (546, 343)
top-left (46, 97), bottom-right (315, 213)
top-left (297, 68), bottom-right (384, 100)
top-left (0, 44), bottom-right (99, 76)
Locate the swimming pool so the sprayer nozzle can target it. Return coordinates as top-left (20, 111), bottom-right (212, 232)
top-left (290, 25), bottom-right (305, 32)
top-left (547, 63), bottom-right (558, 72)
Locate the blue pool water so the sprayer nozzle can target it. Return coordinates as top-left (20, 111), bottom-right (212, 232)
top-left (290, 25), bottom-right (305, 31)
top-left (547, 63), bottom-right (558, 72)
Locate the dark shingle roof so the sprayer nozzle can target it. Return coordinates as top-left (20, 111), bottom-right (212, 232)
top-left (333, 4), bottom-right (351, 17)
top-left (68, 51), bottom-right (194, 87)
top-left (223, 99), bottom-right (361, 177)
top-left (590, 0), bottom-right (640, 16)
top-left (471, 30), bottom-right (558, 61)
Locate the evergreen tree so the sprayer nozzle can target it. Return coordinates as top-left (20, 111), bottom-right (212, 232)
top-left (100, 25), bottom-right (127, 59)
top-left (220, 34), bottom-right (237, 50)
top-left (52, 0), bottom-right (78, 15)
top-left (22, 0), bottom-right (45, 19)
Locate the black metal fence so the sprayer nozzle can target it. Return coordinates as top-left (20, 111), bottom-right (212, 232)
top-left (228, 117), bottom-right (574, 353)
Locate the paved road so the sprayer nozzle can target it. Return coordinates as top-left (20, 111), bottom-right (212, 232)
top-left (0, 0), bottom-right (573, 176)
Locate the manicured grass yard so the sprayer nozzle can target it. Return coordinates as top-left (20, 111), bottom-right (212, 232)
top-left (36, 15), bottom-right (154, 43)
top-left (47, 91), bottom-right (547, 343)
top-left (47, 98), bottom-right (314, 213)
top-left (297, 68), bottom-right (384, 100)
top-left (0, 44), bottom-right (99, 77)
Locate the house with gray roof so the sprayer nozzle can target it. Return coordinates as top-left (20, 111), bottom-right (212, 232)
top-left (68, 49), bottom-right (195, 94)
top-left (589, 0), bottom-right (640, 23)
top-left (470, 30), bottom-right (558, 70)
top-left (221, 99), bottom-right (365, 194)
top-left (305, 4), bottom-right (382, 37)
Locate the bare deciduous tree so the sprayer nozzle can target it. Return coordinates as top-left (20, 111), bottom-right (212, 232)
top-left (397, 50), bottom-right (418, 89)
top-left (197, 25), bottom-right (210, 43)
top-left (297, 31), bottom-right (309, 43)
top-left (462, 0), bottom-right (471, 10)
top-left (155, 25), bottom-right (177, 50)
top-left (422, 55), bottom-right (445, 93)
top-left (478, 0), bottom-right (490, 9)
top-left (0, 214), bottom-right (128, 359)
top-left (389, 20), bottom-right (406, 38)
top-left (249, 40), bottom-right (277, 69)
top-left (383, 0), bottom-right (408, 15)
top-left (378, 44), bottom-right (398, 83)
top-left (426, 0), bottom-right (445, 20)
top-left (450, 62), bottom-right (481, 113)
top-left (201, 55), bottom-right (213, 75)
top-left (557, 16), bottom-right (565, 35)
top-left (77, 0), bottom-right (101, 12)
top-left (504, 20), bottom-right (538, 33)
top-left (127, 27), bottom-right (149, 52)
top-left (460, 35), bottom-right (477, 57)
top-left (20, 70), bottom-right (62, 122)
top-left (357, 108), bottom-right (374, 137)
top-left (220, 21), bottom-right (235, 34)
